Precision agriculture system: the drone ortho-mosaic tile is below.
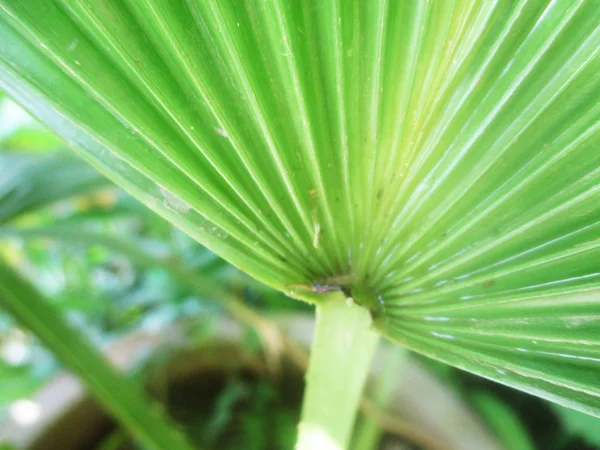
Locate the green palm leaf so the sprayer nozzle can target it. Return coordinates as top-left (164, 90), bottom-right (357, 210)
top-left (1, 0), bottom-right (599, 423)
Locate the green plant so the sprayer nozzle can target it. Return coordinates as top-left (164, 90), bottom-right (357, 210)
top-left (0, 150), bottom-right (435, 449)
top-left (1, 1), bottom-right (599, 449)
top-left (0, 260), bottom-right (194, 450)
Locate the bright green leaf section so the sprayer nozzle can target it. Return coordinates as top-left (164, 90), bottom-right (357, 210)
top-left (1, 0), bottom-right (600, 417)
top-left (0, 260), bottom-right (195, 450)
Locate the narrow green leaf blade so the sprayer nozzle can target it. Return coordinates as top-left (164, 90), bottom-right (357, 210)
top-left (469, 391), bottom-right (535, 450)
top-left (0, 260), bottom-right (195, 450)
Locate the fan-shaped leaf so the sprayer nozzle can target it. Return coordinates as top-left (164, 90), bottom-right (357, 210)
top-left (1, 0), bottom-right (599, 417)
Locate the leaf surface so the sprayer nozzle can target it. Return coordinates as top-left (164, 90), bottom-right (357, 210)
top-left (1, 0), bottom-right (599, 416)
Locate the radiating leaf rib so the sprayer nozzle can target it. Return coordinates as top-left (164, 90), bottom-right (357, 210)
top-left (330, 0), bottom-right (354, 255)
top-left (379, 1), bottom-right (591, 259)
top-left (373, 0), bottom-right (521, 240)
top-left (293, 0), bottom-right (349, 265)
top-left (373, 0), bottom-right (429, 240)
top-left (0, 4), bottom-right (311, 288)
top-left (382, 169), bottom-right (600, 299)
top-left (384, 321), bottom-right (600, 415)
top-left (132, 0), bottom-right (311, 259)
top-left (363, 0), bottom-right (388, 233)
top-left (381, 19), bottom-right (600, 271)
top-left (57, 0), bottom-right (304, 265)
top-left (206, 1), bottom-right (318, 241)
top-left (390, 108), bottom-right (600, 282)
top-left (271, 0), bottom-right (339, 249)
top-left (1, 0), bottom-right (600, 417)
top-left (0, 56), bottom-right (297, 289)
top-left (23, 2), bottom-right (287, 264)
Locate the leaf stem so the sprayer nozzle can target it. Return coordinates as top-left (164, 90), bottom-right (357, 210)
top-left (297, 293), bottom-right (379, 450)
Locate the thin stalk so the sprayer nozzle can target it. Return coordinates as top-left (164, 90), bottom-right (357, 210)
top-left (352, 345), bottom-right (407, 450)
top-left (358, 400), bottom-right (449, 450)
top-left (297, 294), bottom-right (379, 450)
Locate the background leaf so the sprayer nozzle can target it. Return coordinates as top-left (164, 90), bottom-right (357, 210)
top-left (0, 259), bottom-right (195, 450)
top-left (553, 405), bottom-right (600, 448)
top-left (0, 151), bottom-right (109, 224)
top-left (469, 391), bottom-right (535, 450)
